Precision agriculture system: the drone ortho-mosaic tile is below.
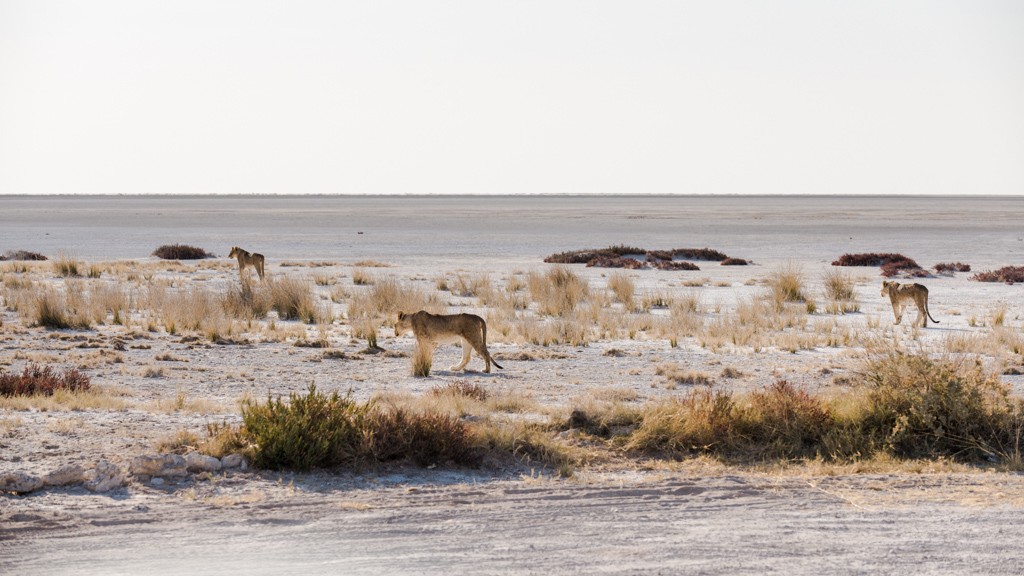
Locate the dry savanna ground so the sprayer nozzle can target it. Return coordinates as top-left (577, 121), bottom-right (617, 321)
top-left (3, 251), bottom-right (1024, 572)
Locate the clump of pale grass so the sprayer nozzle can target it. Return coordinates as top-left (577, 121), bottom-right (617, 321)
top-left (606, 272), bottom-right (635, 310)
top-left (347, 276), bottom-right (441, 324)
top-left (655, 363), bottom-right (714, 386)
top-left (822, 269), bottom-right (855, 301)
top-left (528, 267), bottom-right (590, 317)
top-left (767, 263), bottom-right (809, 305)
top-left (221, 279), bottom-right (273, 319)
top-left (266, 277), bottom-right (328, 323)
top-left (352, 268), bottom-right (373, 285)
top-left (411, 343), bottom-right (432, 377)
top-left (52, 252), bottom-right (81, 277)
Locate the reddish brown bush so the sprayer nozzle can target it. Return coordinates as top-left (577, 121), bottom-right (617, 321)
top-left (0, 364), bottom-right (91, 396)
top-left (0, 250), bottom-right (48, 261)
top-left (880, 258), bottom-right (928, 278)
top-left (934, 262), bottom-right (971, 274)
top-left (832, 253), bottom-right (911, 267)
top-left (651, 260), bottom-right (700, 271)
top-left (720, 258), bottom-right (749, 266)
top-left (152, 244), bottom-right (215, 260)
top-left (671, 248), bottom-right (728, 261)
top-left (546, 246), bottom-right (732, 269)
top-left (586, 256), bottom-right (648, 269)
top-left (971, 266), bottom-right (1024, 283)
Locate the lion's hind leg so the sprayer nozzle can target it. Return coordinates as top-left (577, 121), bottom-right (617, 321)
top-left (452, 338), bottom-right (472, 371)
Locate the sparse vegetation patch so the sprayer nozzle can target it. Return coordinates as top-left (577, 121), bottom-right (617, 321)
top-left (934, 262), bottom-right (971, 274)
top-left (0, 364), bottom-right (91, 396)
top-left (0, 250), bottom-right (48, 261)
top-left (971, 266), bottom-right (1024, 284)
top-left (545, 246), bottom-right (734, 270)
top-left (152, 244), bottom-right (215, 260)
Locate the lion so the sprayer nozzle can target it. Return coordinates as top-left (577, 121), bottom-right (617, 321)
top-left (395, 311), bottom-right (504, 373)
top-left (881, 280), bottom-right (939, 327)
top-left (228, 246), bottom-right (265, 280)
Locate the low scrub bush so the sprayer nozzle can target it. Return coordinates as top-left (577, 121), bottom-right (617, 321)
top-left (720, 258), bottom-right (749, 266)
top-left (0, 364), bottom-right (91, 396)
top-left (619, 352), bottom-right (1023, 465)
top-left (152, 244), bottom-right (215, 260)
top-left (832, 253), bottom-right (912, 267)
top-left (545, 246), bottom-right (730, 269)
top-left (366, 408), bottom-right (478, 466)
top-left (934, 262), bottom-right (971, 274)
top-left (880, 257), bottom-right (927, 278)
top-left (860, 351), bottom-right (1022, 460)
top-left (430, 380), bottom-right (489, 401)
top-left (242, 385), bottom-right (372, 470)
top-left (971, 266), bottom-right (1024, 283)
top-left (0, 250), bottom-right (47, 261)
top-left (240, 385), bottom-right (480, 470)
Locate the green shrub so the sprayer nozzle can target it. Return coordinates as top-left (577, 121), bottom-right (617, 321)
top-left (740, 380), bottom-right (833, 459)
top-left (861, 351), bottom-right (1022, 461)
top-left (241, 385), bottom-right (370, 470)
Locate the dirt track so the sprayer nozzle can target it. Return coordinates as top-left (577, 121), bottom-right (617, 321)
top-left (5, 471), bottom-right (1024, 575)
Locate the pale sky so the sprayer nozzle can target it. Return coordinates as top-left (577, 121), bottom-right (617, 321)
top-left (1, 1), bottom-right (1022, 195)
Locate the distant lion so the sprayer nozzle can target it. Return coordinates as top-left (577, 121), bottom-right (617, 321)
top-left (228, 246), bottom-right (265, 280)
top-left (395, 311), bottom-right (504, 373)
top-left (881, 281), bottom-right (939, 327)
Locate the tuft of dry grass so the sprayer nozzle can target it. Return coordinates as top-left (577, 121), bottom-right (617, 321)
top-left (430, 380), bottom-right (489, 401)
top-left (768, 263), bottom-right (808, 304)
top-left (655, 363), bottom-right (714, 386)
top-left (52, 252), bottom-right (81, 277)
top-left (606, 272), bottom-right (635, 310)
top-left (528, 267), bottom-right (590, 317)
top-left (266, 277), bottom-right (328, 323)
top-left (411, 343), bottom-right (432, 377)
top-left (352, 268), bottom-right (373, 285)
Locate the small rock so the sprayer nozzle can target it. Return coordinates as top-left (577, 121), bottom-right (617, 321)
top-left (150, 477), bottom-right (165, 486)
top-left (184, 452), bottom-right (222, 473)
top-left (130, 455), bottom-right (166, 476)
top-left (84, 460), bottom-right (124, 493)
top-left (1, 472), bottom-right (44, 494)
top-left (157, 454), bottom-right (188, 477)
top-left (221, 454), bottom-right (249, 470)
top-left (44, 464), bottom-right (86, 487)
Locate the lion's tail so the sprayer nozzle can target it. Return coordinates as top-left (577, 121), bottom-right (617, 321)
top-left (926, 301), bottom-right (939, 325)
top-left (483, 321), bottom-right (503, 370)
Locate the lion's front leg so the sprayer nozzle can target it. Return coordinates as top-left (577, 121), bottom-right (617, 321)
top-left (891, 302), bottom-right (902, 325)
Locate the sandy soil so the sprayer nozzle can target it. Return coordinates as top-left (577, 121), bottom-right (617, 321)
top-left (2, 195), bottom-right (1024, 574)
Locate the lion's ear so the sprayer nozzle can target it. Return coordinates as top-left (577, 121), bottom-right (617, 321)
top-left (397, 312), bottom-right (405, 320)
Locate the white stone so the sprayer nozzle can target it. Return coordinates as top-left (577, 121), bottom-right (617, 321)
top-left (85, 460), bottom-right (124, 493)
top-left (44, 464), bottom-right (85, 487)
top-left (1, 471), bottom-right (44, 494)
top-left (184, 452), bottom-right (222, 473)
